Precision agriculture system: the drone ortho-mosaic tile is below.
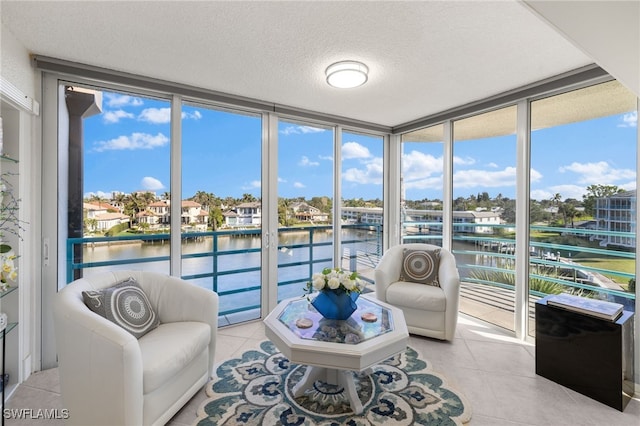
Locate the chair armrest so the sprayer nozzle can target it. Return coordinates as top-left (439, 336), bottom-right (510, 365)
top-left (438, 250), bottom-right (461, 302)
top-left (138, 272), bottom-right (219, 377)
top-left (438, 250), bottom-right (461, 340)
top-left (374, 246), bottom-right (403, 302)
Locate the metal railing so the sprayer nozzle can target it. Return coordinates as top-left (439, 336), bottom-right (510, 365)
top-left (403, 221), bottom-right (636, 308)
top-left (66, 224), bottom-right (382, 318)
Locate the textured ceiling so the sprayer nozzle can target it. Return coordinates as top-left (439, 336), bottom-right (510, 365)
top-left (0, 0), bottom-right (592, 127)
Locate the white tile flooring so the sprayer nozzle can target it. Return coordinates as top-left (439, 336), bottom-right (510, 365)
top-left (5, 314), bottom-right (640, 425)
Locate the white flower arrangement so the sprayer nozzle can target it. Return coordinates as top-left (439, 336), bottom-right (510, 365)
top-left (0, 173), bottom-right (24, 292)
top-left (304, 267), bottom-right (365, 298)
top-left (0, 246), bottom-right (17, 291)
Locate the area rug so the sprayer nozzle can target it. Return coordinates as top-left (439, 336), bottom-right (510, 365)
top-left (195, 340), bottom-right (472, 425)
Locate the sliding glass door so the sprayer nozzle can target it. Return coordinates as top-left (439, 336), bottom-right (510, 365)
top-left (181, 103), bottom-right (263, 325)
top-left (276, 120), bottom-right (334, 302)
top-left (452, 106), bottom-right (518, 331)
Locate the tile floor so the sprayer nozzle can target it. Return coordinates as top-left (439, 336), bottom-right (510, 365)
top-left (4, 314), bottom-right (640, 425)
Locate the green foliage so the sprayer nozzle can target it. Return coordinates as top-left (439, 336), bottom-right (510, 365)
top-left (582, 184), bottom-right (624, 216)
top-left (468, 268), bottom-right (565, 294)
top-left (209, 206), bottom-right (224, 230)
top-left (105, 222), bottom-right (130, 237)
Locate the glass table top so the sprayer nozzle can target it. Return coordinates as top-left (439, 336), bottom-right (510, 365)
top-left (277, 296), bottom-right (394, 344)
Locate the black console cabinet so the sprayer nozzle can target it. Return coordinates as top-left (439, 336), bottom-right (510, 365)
top-left (535, 296), bottom-right (634, 411)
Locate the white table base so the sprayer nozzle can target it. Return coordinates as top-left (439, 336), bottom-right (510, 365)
top-left (292, 365), bottom-right (373, 415)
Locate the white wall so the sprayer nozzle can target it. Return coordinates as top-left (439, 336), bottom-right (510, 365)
top-left (523, 0), bottom-right (639, 97)
top-left (1, 20), bottom-right (38, 383)
top-left (1, 23), bottom-right (36, 100)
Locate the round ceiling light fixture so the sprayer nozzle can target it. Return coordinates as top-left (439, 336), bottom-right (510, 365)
top-left (325, 60), bottom-right (369, 89)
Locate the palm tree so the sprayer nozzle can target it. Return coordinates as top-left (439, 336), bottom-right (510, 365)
top-left (112, 192), bottom-right (127, 211)
top-left (87, 193), bottom-right (105, 205)
top-left (124, 192), bottom-right (149, 225)
top-left (191, 191), bottom-right (216, 211)
top-left (241, 193), bottom-right (257, 203)
top-left (549, 193), bottom-right (562, 225)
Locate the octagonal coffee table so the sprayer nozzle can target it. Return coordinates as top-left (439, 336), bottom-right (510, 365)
top-left (264, 293), bottom-right (409, 414)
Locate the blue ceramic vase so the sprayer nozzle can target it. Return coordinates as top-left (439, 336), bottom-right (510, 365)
top-left (311, 288), bottom-right (359, 320)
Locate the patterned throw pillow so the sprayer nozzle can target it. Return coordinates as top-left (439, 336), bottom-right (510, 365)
top-left (399, 248), bottom-right (441, 286)
top-left (82, 277), bottom-right (160, 339)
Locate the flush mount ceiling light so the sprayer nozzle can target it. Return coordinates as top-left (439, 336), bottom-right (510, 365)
top-left (325, 60), bottom-right (369, 89)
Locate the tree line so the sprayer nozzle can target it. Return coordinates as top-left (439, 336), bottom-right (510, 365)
top-left (85, 183), bottom-right (627, 231)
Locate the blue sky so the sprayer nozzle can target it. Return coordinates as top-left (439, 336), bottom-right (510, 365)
top-left (84, 91), bottom-right (637, 202)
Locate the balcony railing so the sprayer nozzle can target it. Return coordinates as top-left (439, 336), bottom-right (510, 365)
top-left (67, 220), bottom-right (635, 325)
top-left (66, 224), bottom-right (382, 318)
top-left (403, 221), bottom-right (636, 314)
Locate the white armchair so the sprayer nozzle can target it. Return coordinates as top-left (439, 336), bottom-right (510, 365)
top-left (374, 243), bottom-right (460, 341)
top-left (53, 270), bottom-right (218, 426)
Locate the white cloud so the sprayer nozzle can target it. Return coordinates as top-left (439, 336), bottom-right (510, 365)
top-left (241, 180), bottom-right (261, 190)
top-left (104, 93), bottom-right (143, 108)
top-left (343, 157), bottom-right (383, 185)
top-left (107, 107), bottom-right (203, 124)
top-left (453, 166), bottom-right (517, 189)
top-left (404, 175), bottom-right (443, 191)
top-left (402, 150), bottom-right (443, 182)
top-left (83, 190), bottom-right (113, 200)
top-left (182, 110), bottom-right (202, 120)
top-left (141, 176), bottom-right (164, 191)
top-left (559, 161), bottom-right (635, 184)
top-left (530, 189), bottom-right (552, 201)
top-left (278, 177), bottom-right (287, 183)
top-left (453, 156), bottom-right (476, 166)
top-left (279, 125), bottom-right (326, 135)
top-left (342, 142), bottom-right (371, 159)
top-left (617, 111), bottom-right (637, 128)
top-left (530, 168), bottom-right (543, 182)
top-left (103, 109), bottom-right (134, 124)
top-left (138, 108), bottom-right (171, 124)
top-left (543, 184), bottom-right (586, 201)
top-left (299, 156), bottom-right (320, 166)
top-left (619, 181), bottom-right (636, 191)
top-left (293, 182), bottom-right (306, 188)
top-left (487, 162), bottom-right (499, 168)
top-left (319, 155), bottom-right (333, 161)
top-left (93, 132), bottom-right (169, 152)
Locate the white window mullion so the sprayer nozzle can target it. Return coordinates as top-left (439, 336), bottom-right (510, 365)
top-left (333, 126), bottom-right (342, 266)
top-left (515, 99), bottom-right (531, 340)
top-left (262, 112), bottom-right (279, 314)
top-left (386, 134), bottom-right (401, 249)
top-left (442, 120), bottom-right (453, 251)
top-left (169, 95), bottom-right (182, 276)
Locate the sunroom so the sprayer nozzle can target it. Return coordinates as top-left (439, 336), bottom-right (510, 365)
top-left (0, 1), bottom-right (639, 424)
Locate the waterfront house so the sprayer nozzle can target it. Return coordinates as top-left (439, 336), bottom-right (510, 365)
top-left (93, 212), bottom-right (130, 232)
top-left (234, 202), bottom-right (262, 227)
top-left (290, 201), bottom-right (329, 223)
top-left (148, 200), bottom-right (170, 225)
top-left (83, 202), bottom-right (129, 232)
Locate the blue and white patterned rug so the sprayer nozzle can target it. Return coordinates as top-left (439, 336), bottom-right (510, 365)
top-left (195, 340), bottom-right (472, 425)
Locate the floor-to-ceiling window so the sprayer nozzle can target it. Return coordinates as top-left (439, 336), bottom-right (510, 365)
top-left (400, 124), bottom-right (445, 246)
top-left (340, 131), bottom-right (384, 285)
top-left (452, 106), bottom-right (518, 331)
top-left (276, 120), bottom-right (335, 301)
top-left (181, 103), bottom-right (263, 324)
top-left (75, 87), bottom-right (172, 279)
top-left (528, 80), bottom-right (637, 335)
